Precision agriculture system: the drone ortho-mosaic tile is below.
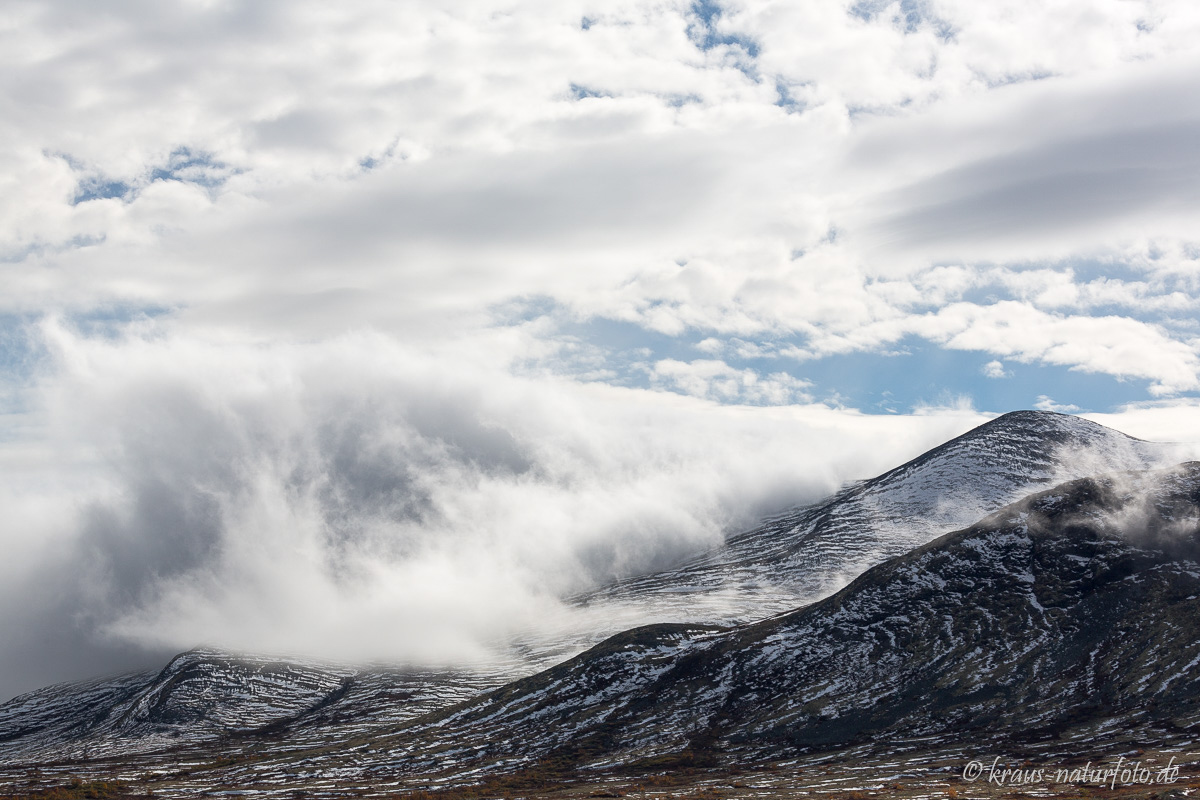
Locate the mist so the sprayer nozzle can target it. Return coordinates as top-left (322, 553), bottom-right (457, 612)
top-left (1071, 463), bottom-right (1200, 560)
top-left (0, 322), bottom-right (988, 701)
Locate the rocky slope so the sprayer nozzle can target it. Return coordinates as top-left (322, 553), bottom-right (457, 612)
top-left (0, 411), bottom-right (1182, 785)
top-left (542, 410), bottom-right (1169, 655)
top-left (0, 650), bottom-right (493, 766)
top-left (219, 461), bottom-right (1200, 790)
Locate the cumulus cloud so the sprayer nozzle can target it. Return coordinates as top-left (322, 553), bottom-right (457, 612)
top-left (3, 2), bottom-right (1199, 391)
top-left (1035, 395), bottom-right (1083, 414)
top-left (933, 303), bottom-right (1200, 395)
top-left (982, 360), bottom-right (1010, 379)
top-left (650, 358), bottom-right (812, 404)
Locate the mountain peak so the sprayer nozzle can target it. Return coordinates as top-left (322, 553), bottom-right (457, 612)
top-left (1, 422), bottom-right (1193, 795)
top-left (574, 409), bottom-right (1167, 638)
top-left (972, 408), bottom-right (1140, 441)
top-left (337, 461), bottom-right (1200, 786)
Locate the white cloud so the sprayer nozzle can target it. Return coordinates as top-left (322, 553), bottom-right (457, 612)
top-left (932, 302), bottom-right (1200, 395)
top-left (651, 357), bottom-right (812, 404)
top-left (1035, 395), bottom-right (1082, 413)
top-left (2, 4), bottom-right (1197, 373)
top-left (768, 299), bottom-right (1200, 395)
top-left (1085, 399), bottom-right (1200, 447)
top-left (0, 321), bottom-right (986, 699)
top-left (982, 360), bottom-right (1009, 379)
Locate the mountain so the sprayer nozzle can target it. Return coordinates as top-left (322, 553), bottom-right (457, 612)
top-left (0, 649), bottom-right (493, 766)
top-left (209, 460), bottom-right (1200, 792)
top-left (531, 410), bottom-right (1168, 660)
top-left (0, 411), bottom-right (1185, 793)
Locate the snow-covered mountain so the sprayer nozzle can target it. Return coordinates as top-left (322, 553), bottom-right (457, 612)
top-left (0, 411), bottom-right (1186, 793)
top-left (216, 460), bottom-right (1200, 791)
top-left (536, 410), bottom-right (1169, 658)
top-left (0, 649), bottom-right (494, 766)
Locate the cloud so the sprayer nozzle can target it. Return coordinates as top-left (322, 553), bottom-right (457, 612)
top-left (930, 303), bottom-right (1200, 395)
top-left (650, 358), bottom-right (812, 404)
top-left (1035, 395), bottom-right (1082, 413)
top-left (4, 0), bottom-right (1200, 700)
top-left (0, 320), bottom-right (986, 700)
top-left (869, 120), bottom-right (1200, 258)
top-left (1084, 398), bottom-right (1200, 446)
top-left (848, 56), bottom-right (1200, 265)
top-left (982, 360), bottom-right (1010, 379)
top-left (2, 2), bottom-right (1198, 391)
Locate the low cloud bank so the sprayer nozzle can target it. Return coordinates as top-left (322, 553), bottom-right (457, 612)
top-left (0, 323), bottom-right (985, 700)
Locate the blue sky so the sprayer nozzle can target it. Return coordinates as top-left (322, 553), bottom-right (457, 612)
top-left (501, 297), bottom-right (1179, 415)
top-left (3, 0), bottom-right (1200, 697)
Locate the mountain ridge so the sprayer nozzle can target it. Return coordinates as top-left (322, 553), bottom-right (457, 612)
top-left (235, 460), bottom-right (1200, 792)
top-left (546, 410), bottom-right (1168, 655)
top-left (0, 410), bottom-right (1190, 795)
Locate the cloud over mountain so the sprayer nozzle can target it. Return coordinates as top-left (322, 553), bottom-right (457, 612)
top-left (3, 0), bottom-right (1200, 700)
top-left (0, 321), bottom-right (989, 700)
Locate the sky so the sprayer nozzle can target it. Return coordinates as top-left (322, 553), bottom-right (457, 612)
top-left (2, 0), bottom-right (1200, 700)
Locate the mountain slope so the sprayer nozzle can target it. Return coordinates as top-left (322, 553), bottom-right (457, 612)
top-left (0, 650), bottom-right (493, 766)
top-left (545, 410), bottom-right (1169, 655)
top-left (243, 461), bottom-right (1200, 789)
top-left (0, 411), bottom-right (1181, 782)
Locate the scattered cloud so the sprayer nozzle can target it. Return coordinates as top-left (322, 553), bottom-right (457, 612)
top-left (982, 360), bottom-right (1010, 379)
top-left (650, 358), bottom-right (812, 404)
top-left (1035, 395), bottom-right (1083, 413)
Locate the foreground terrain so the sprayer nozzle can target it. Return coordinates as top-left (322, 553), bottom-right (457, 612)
top-left (2, 747), bottom-right (1199, 800)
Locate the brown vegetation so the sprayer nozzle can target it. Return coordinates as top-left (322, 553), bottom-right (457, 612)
top-left (0, 779), bottom-right (145, 800)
